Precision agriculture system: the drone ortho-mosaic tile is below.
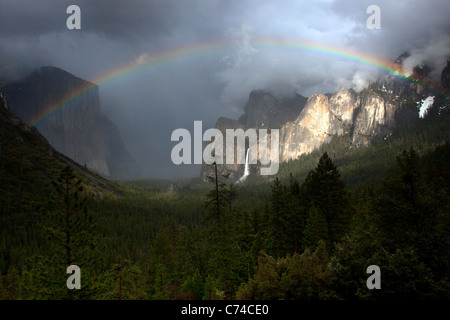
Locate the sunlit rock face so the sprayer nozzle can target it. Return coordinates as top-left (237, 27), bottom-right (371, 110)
top-left (202, 57), bottom-right (448, 181)
top-left (352, 90), bottom-right (398, 146)
top-left (201, 87), bottom-right (403, 179)
top-left (329, 89), bottom-right (359, 126)
top-left (281, 94), bottom-right (331, 161)
top-left (281, 89), bottom-right (361, 161)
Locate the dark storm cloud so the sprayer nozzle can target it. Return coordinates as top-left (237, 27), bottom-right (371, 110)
top-left (0, 0), bottom-right (66, 37)
top-left (0, 0), bottom-right (180, 40)
top-left (330, 0), bottom-right (450, 77)
top-left (1, 0), bottom-right (449, 178)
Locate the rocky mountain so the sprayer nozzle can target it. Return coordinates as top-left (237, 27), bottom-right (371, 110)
top-left (200, 117), bottom-right (247, 180)
top-left (0, 92), bottom-right (121, 199)
top-left (441, 59), bottom-right (450, 94)
top-left (238, 90), bottom-right (308, 129)
top-left (200, 91), bottom-right (308, 180)
top-left (0, 66), bottom-right (140, 179)
top-left (202, 57), bottom-right (450, 181)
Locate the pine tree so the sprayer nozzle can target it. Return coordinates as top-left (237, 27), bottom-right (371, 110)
top-left (204, 162), bottom-right (241, 299)
top-left (286, 174), bottom-right (305, 253)
top-left (303, 205), bottom-right (328, 249)
top-left (372, 147), bottom-right (450, 297)
top-left (32, 165), bottom-right (102, 299)
top-left (301, 152), bottom-right (351, 248)
top-left (102, 257), bottom-right (147, 300)
top-left (268, 177), bottom-right (287, 257)
top-left (5, 266), bottom-right (20, 300)
top-left (373, 148), bottom-right (428, 250)
top-left (204, 162), bottom-right (230, 229)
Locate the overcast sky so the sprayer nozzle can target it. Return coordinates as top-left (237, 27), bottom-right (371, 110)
top-left (1, 0), bottom-right (449, 178)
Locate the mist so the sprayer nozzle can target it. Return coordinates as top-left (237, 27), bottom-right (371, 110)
top-left (1, 0), bottom-right (449, 179)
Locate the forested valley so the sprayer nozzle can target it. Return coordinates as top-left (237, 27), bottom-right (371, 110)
top-left (1, 109), bottom-right (449, 300)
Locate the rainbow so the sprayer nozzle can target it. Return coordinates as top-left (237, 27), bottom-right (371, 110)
top-left (30, 38), bottom-right (445, 126)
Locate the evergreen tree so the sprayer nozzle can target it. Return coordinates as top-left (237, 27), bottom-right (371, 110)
top-left (301, 152), bottom-right (352, 248)
top-left (237, 242), bottom-right (336, 300)
top-left (371, 147), bottom-right (450, 297)
top-left (5, 266), bottom-right (20, 300)
top-left (268, 177), bottom-right (287, 257)
top-left (204, 163), bottom-right (229, 228)
top-left (303, 205), bottom-right (328, 250)
top-left (204, 163), bottom-right (242, 299)
top-left (285, 174), bottom-right (305, 253)
top-left (102, 257), bottom-right (147, 300)
top-left (30, 166), bottom-right (103, 299)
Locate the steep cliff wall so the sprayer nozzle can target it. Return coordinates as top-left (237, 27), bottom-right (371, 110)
top-left (1, 66), bottom-right (139, 179)
top-left (201, 60), bottom-right (448, 181)
top-left (351, 90), bottom-right (398, 146)
top-left (239, 90), bottom-right (307, 129)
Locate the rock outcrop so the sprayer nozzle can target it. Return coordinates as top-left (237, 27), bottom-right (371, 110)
top-left (0, 92), bottom-right (120, 197)
top-left (238, 90), bottom-right (307, 129)
top-left (202, 57), bottom-right (449, 181)
top-left (1, 66), bottom-right (140, 179)
top-left (442, 60), bottom-right (450, 94)
top-left (351, 90), bottom-right (397, 146)
top-left (281, 93), bottom-right (340, 162)
top-left (200, 117), bottom-right (248, 180)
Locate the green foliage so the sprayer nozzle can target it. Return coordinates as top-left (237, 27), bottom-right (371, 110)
top-left (360, 248), bottom-right (437, 300)
top-left (1, 102), bottom-right (449, 299)
top-left (303, 205), bottom-right (328, 250)
top-left (102, 258), bottom-right (147, 300)
top-left (28, 166), bottom-right (105, 299)
top-left (237, 242), bottom-right (336, 300)
top-left (301, 152), bottom-right (352, 248)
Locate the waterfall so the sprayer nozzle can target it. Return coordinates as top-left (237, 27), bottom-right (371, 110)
top-left (237, 148), bottom-right (250, 183)
top-left (244, 148), bottom-right (250, 177)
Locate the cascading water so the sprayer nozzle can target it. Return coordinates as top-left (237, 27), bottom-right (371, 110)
top-left (237, 148), bottom-right (250, 183)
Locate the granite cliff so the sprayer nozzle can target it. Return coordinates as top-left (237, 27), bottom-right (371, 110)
top-left (1, 67), bottom-right (139, 179)
top-left (202, 57), bottom-right (450, 181)
top-left (0, 92), bottom-right (120, 197)
top-left (200, 91), bottom-right (308, 180)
